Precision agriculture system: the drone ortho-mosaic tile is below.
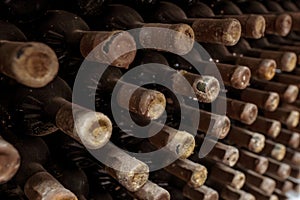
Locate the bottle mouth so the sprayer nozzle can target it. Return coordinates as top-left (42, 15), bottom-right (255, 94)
top-left (265, 92), bottom-right (280, 112)
top-left (276, 14), bottom-right (292, 37)
top-left (140, 90), bottom-right (166, 120)
top-left (257, 59), bottom-right (276, 80)
top-left (77, 111), bottom-right (112, 149)
top-left (214, 116), bottom-right (231, 139)
top-left (194, 76), bottom-right (220, 103)
top-left (190, 166), bottom-right (207, 187)
top-left (283, 85), bottom-right (299, 103)
top-left (12, 42), bottom-right (59, 88)
top-left (232, 172), bottom-right (246, 190)
top-left (0, 140), bottom-right (20, 184)
top-left (222, 18), bottom-right (242, 46)
top-left (268, 120), bottom-right (281, 138)
top-left (286, 110), bottom-right (300, 128)
top-left (248, 15), bottom-right (266, 39)
top-left (240, 103), bottom-right (258, 125)
top-left (256, 157), bottom-right (269, 174)
top-left (271, 143), bottom-right (286, 161)
top-left (231, 66), bottom-right (251, 89)
top-left (223, 147), bottom-right (239, 167)
top-left (249, 133), bottom-right (265, 153)
top-left (280, 52), bottom-right (297, 72)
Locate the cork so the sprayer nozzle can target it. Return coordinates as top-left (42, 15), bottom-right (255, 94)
top-left (0, 41), bottom-right (58, 88)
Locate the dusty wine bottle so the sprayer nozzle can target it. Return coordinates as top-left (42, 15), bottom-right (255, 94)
top-left (243, 116), bottom-right (282, 139)
top-left (7, 77), bottom-right (113, 149)
top-left (261, 140), bottom-right (286, 161)
top-left (183, 184), bottom-right (219, 200)
top-left (202, 43), bottom-right (276, 80)
top-left (143, 1), bottom-right (241, 46)
top-left (131, 181), bottom-right (171, 200)
top-left (89, 4), bottom-right (195, 55)
top-left (283, 148), bottom-right (300, 166)
top-left (48, 162), bottom-right (89, 200)
top-left (249, 38), bottom-right (300, 64)
top-left (237, 149), bottom-right (269, 174)
top-left (215, 97), bottom-right (258, 125)
top-left (164, 159), bottom-right (207, 188)
top-left (0, 20), bottom-right (59, 88)
top-left (226, 125), bottom-right (265, 153)
top-left (184, 2), bottom-right (266, 39)
top-left (243, 184), bottom-right (279, 200)
top-left (90, 65), bottom-right (166, 120)
top-left (167, 103), bottom-right (230, 139)
top-left (262, 108), bottom-right (299, 128)
top-left (131, 50), bottom-right (220, 103)
top-left (0, 136), bottom-right (20, 184)
top-left (165, 49), bottom-right (251, 90)
top-left (0, 131), bottom-right (78, 200)
top-left (148, 123), bottom-right (196, 159)
top-left (263, 0), bottom-right (300, 32)
top-left (266, 158), bottom-right (291, 180)
top-left (274, 129), bottom-right (300, 149)
top-left (251, 78), bottom-right (299, 103)
top-left (242, 169), bottom-right (276, 195)
top-left (215, 1), bottom-right (292, 36)
top-left (37, 10), bottom-right (136, 69)
top-left (193, 136), bottom-right (239, 167)
top-left (227, 87), bottom-right (280, 112)
top-left (227, 38), bottom-right (297, 72)
top-left (207, 163), bottom-right (245, 190)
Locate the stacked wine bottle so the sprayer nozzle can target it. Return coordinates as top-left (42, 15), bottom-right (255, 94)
top-left (0, 0), bottom-right (299, 199)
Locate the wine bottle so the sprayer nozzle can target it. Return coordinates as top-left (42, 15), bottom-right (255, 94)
top-left (209, 184), bottom-right (255, 200)
top-left (0, 136), bottom-right (20, 184)
top-left (131, 180), bottom-right (171, 200)
top-left (131, 50), bottom-right (221, 102)
top-left (36, 10), bottom-right (136, 69)
top-left (202, 43), bottom-right (276, 80)
top-left (237, 149), bottom-right (269, 174)
top-left (283, 148), bottom-right (300, 166)
top-left (206, 162), bottom-right (245, 190)
top-left (45, 133), bottom-right (149, 192)
top-left (248, 38), bottom-right (300, 65)
top-left (0, 20), bottom-right (58, 88)
top-left (274, 129), bottom-right (300, 149)
top-left (227, 87), bottom-right (280, 112)
top-left (183, 184), bottom-right (219, 200)
top-left (84, 64), bottom-right (166, 120)
top-left (262, 107), bottom-right (299, 128)
top-left (184, 1), bottom-right (266, 39)
top-left (211, 0), bottom-right (292, 36)
top-left (0, 129), bottom-right (77, 200)
top-left (273, 73), bottom-right (300, 87)
top-left (243, 116), bottom-right (281, 139)
top-left (227, 38), bottom-right (297, 72)
top-left (47, 162), bottom-right (89, 200)
top-left (193, 136), bottom-right (239, 167)
top-left (242, 170), bottom-right (276, 196)
top-left (213, 97), bottom-right (258, 125)
top-left (88, 4), bottom-right (195, 55)
top-left (142, 1), bottom-right (242, 46)
top-left (226, 125), bottom-right (265, 153)
top-left (243, 184), bottom-right (278, 200)
top-left (164, 159), bottom-right (207, 188)
top-left (274, 178), bottom-right (293, 194)
top-left (261, 140), bottom-right (286, 161)
top-left (166, 101), bottom-right (230, 139)
top-left (266, 158), bottom-right (291, 180)
top-left (164, 49), bottom-right (251, 90)
top-left (251, 78), bottom-right (299, 103)
top-left (263, 0), bottom-right (300, 32)
top-left (2, 77), bottom-right (113, 149)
